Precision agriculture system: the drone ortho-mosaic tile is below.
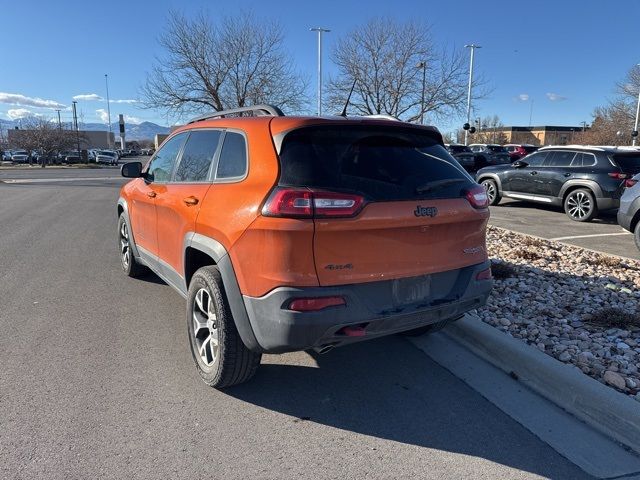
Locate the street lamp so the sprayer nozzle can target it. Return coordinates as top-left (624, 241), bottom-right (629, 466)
top-left (105, 74), bottom-right (113, 149)
top-left (633, 64), bottom-right (640, 147)
top-left (310, 27), bottom-right (330, 116)
top-left (464, 44), bottom-right (481, 146)
top-left (416, 61), bottom-right (427, 125)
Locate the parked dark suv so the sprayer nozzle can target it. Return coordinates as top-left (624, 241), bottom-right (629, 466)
top-left (445, 144), bottom-right (476, 172)
top-left (468, 144), bottom-right (511, 168)
top-left (476, 146), bottom-right (640, 221)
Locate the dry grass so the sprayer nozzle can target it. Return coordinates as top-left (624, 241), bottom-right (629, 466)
top-left (491, 260), bottom-right (517, 280)
top-left (586, 307), bottom-right (640, 329)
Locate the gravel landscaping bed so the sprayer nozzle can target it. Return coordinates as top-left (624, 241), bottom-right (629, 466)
top-left (480, 225), bottom-right (640, 400)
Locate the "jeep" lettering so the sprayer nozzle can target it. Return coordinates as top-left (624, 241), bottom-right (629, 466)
top-left (414, 206), bottom-right (438, 217)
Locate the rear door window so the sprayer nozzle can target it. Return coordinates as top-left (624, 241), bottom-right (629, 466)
top-left (146, 133), bottom-right (187, 183)
top-left (216, 132), bottom-right (247, 180)
top-left (545, 150), bottom-right (576, 167)
top-left (278, 126), bottom-right (473, 201)
top-left (174, 130), bottom-right (222, 182)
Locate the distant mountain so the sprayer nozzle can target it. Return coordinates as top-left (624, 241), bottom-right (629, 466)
top-left (0, 119), bottom-right (170, 141)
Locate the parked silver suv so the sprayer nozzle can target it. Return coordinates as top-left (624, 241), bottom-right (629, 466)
top-left (618, 173), bottom-right (640, 250)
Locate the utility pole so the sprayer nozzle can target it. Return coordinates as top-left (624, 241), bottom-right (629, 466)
top-left (56, 109), bottom-right (62, 130)
top-left (310, 27), bottom-right (330, 116)
top-left (416, 61), bottom-right (427, 124)
top-left (105, 73), bottom-right (113, 149)
top-left (529, 99), bottom-right (534, 127)
top-left (464, 44), bottom-right (481, 146)
top-left (72, 101), bottom-right (81, 160)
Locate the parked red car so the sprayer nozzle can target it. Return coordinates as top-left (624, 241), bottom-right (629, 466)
top-left (504, 144), bottom-right (539, 161)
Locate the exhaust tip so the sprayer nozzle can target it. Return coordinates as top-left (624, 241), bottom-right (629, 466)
top-left (313, 345), bottom-right (335, 355)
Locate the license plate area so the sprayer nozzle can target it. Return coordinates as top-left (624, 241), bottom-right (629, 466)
top-left (391, 275), bottom-right (432, 306)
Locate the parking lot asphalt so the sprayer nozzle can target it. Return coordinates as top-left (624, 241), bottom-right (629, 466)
top-left (489, 199), bottom-right (640, 261)
top-left (0, 177), bottom-right (591, 478)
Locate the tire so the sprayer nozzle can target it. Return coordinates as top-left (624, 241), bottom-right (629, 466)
top-left (564, 188), bottom-right (598, 222)
top-left (118, 213), bottom-right (147, 277)
top-left (398, 317), bottom-right (459, 337)
top-left (634, 220), bottom-right (640, 252)
top-left (480, 178), bottom-right (501, 206)
top-left (187, 266), bottom-right (261, 388)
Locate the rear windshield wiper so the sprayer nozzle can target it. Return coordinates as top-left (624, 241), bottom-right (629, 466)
top-left (415, 178), bottom-right (467, 194)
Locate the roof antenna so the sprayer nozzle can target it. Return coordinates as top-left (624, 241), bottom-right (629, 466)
top-left (339, 78), bottom-right (357, 117)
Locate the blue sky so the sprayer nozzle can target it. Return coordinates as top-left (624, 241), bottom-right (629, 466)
top-left (2, 0), bottom-right (639, 135)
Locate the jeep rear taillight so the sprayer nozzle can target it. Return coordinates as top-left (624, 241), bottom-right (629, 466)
top-left (608, 172), bottom-right (629, 180)
top-left (465, 185), bottom-right (489, 209)
top-left (262, 188), bottom-right (366, 218)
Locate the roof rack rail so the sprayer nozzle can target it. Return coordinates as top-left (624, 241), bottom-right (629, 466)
top-left (187, 104), bottom-right (285, 124)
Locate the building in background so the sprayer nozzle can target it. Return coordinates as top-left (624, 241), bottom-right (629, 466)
top-left (8, 129), bottom-right (115, 149)
top-left (473, 126), bottom-right (586, 146)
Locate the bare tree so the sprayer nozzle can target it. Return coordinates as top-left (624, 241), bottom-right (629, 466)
top-left (326, 18), bottom-right (488, 122)
top-left (11, 117), bottom-right (77, 167)
top-left (141, 10), bottom-right (308, 119)
top-left (470, 115), bottom-right (508, 144)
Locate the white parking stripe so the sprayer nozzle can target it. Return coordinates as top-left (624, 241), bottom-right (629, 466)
top-left (550, 232), bottom-right (632, 241)
top-left (1, 177), bottom-right (121, 183)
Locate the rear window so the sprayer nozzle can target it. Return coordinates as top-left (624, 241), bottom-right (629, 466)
top-left (278, 126), bottom-right (473, 201)
top-left (488, 145), bottom-right (507, 153)
top-left (612, 154), bottom-right (640, 174)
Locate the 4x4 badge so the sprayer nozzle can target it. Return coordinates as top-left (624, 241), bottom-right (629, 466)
top-left (414, 206), bottom-right (438, 217)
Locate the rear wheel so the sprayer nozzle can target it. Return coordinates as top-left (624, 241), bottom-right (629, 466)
top-left (634, 221), bottom-right (640, 251)
top-left (187, 266), bottom-right (261, 388)
top-left (118, 213), bottom-right (147, 277)
top-left (480, 179), bottom-right (501, 206)
top-left (564, 188), bottom-right (597, 222)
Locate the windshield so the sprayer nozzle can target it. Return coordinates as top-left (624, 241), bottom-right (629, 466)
top-left (488, 145), bottom-right (507, 153)
top-left (448, 145), bottom-right (472, 153)
top-left (278, 125), bottom-right (473, 201)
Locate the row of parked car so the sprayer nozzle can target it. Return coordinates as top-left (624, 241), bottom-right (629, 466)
top-left (453, 143), bottom-right (640, 250)
top-left (1, 147), bottom-right (154, 165)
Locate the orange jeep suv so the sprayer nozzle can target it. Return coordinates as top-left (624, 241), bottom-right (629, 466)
top-left (117, 105), bottom-right (492, 388)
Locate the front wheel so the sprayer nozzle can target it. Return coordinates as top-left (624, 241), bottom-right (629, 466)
top-left (187, 266), bottom-right (261, 388)
top-left (480, 179), bottom-right (501, 206)
top-left (634, 221), bottom-right (640, 252)
top-left (564, 189), bottom-right (598, 222)
top-left (118, 213), bottom-right (147, 277)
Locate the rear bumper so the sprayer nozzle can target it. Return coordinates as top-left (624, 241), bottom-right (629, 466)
top-left (242, 261), bottom-right (492, 353)
top-left (596, 197), bottom-right (619, 211)
top-left (617, 209), bottom-right (633, 231)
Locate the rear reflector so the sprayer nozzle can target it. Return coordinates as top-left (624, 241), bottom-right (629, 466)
top-left (262, 187), bottom-right (366, 218)
top-left (476, 268), bottom-right (492, 281)
top-left (288, 296), bottom-right (346, 312)
top-left (338, 325), bottom-right (367, 337)
top-left (609, 172), bottom-right (629, 180)
top-left (466, 185), bottom-right (489, 209)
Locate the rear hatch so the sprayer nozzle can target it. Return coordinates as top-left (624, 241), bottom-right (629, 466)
top-left (487, 145), bottom-right (511, 164)
top-left (272, 124), bottom-right (489, 286)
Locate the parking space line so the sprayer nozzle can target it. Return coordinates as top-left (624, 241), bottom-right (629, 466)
top-left (550, 232), bottom-right (632, 241)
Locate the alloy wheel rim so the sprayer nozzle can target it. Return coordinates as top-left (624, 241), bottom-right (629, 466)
top-left (567, 192), bottom-right (591, 219)
top-left (119, 221), bottom-right (130, 268)
top-left (482, 181), bottom-right (496, 203)
top-left (192, 288), bottom-right (219, 367)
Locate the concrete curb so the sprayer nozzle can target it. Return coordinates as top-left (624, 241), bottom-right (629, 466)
top-left (445, 314), bottom-right (640, 455)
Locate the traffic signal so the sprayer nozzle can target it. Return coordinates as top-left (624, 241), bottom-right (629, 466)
top-left (463, 123), bottom-right (470, 130)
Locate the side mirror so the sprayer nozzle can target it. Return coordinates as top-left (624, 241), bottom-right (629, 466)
top-left (512, 160), bottom-right (528, 168)
top-left (121, 161), bottom-right (142, 178)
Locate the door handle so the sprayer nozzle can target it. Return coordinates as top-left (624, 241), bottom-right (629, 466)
top-left (146, 191), bottom-right (157, 198)
top-left (564, 173), bottom-right (572, 177)
top-left (529, 171), bottom-right (538, 175)
top-left (183, 196), bottom-right (199, 206)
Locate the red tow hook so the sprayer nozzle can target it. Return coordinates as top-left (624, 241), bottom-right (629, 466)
top-left (340, 325), bottom-right (367, 337)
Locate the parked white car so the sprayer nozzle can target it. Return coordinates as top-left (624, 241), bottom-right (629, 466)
top-left (11, 150), bottom-right (29, 163)
top-left (95, 150), bottom-right (118, 165)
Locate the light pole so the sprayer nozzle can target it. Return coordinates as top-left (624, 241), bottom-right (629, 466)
top-left (72, 101), bottom-right (81, 160)
top-left (310, 27), bottom-right (330, 116)
top-left (464, 44), bottom-right (481, 146)
top-left (632, 64), bottom-right (640, 146)
top-left (105, 74), bottom-right (113, 149)
top-left (55, 109), bottom-right (62, 130)
top-left (416, 61), bottom-right (427, 124)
